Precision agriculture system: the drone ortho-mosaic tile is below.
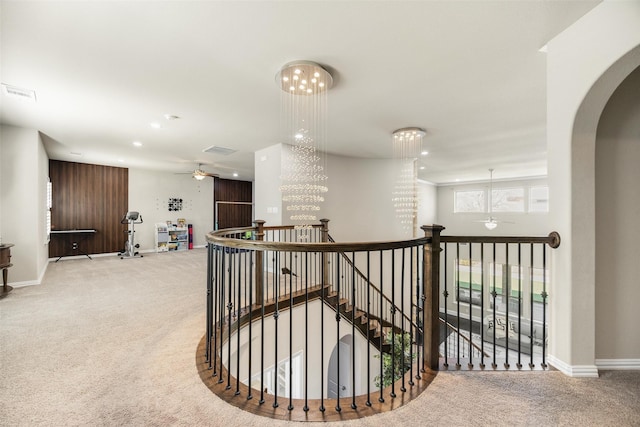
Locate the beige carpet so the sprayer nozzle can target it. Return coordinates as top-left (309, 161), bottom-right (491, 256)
top-left (1, 249), bottom-right (639, 426)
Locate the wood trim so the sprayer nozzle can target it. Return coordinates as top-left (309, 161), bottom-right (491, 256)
top-left (196, 335), bottom-right (437, 421)
top-left (214, 178), bottom-right (253, 229)
top-left (49, 160), bottom-right (128, 257)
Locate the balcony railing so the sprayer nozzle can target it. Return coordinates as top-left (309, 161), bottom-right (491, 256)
top-left (199, 220), bottom-right (560, 421)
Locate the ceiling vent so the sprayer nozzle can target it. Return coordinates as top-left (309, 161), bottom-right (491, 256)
top-left (1, 83), bottom-right (37, 102)
top-left (203, 145), bottom-right (237, 156)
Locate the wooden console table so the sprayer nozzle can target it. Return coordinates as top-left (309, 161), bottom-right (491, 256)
top-left (1, 243), bottom-right (14, 298)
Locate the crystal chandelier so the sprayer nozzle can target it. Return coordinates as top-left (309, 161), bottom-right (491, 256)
top-left (392, 127), bottom-right (425, 237)
top-left (277, 61), bottom-right (332, 230)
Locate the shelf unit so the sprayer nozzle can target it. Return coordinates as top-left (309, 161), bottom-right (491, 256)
top-left (155, 223), bottom-right (189, 252)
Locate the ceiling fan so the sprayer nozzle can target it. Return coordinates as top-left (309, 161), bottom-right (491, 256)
top-left (474, 168), bottom-right (513, 230)
top-left (176, 164), bottom-right (219, 180)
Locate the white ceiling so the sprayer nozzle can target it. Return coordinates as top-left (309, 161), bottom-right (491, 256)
top-left (0, 1), bottom-right (601, 184)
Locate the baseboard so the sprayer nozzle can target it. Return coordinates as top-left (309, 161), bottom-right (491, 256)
top-left (595, 359), bottom-right (640, 370)
top-left (547, 354), bottom-right (599, 377)
top-left (9, 260), bottom-right (49, 288)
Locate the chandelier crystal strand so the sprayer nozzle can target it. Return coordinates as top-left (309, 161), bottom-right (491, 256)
top-left (392, 127), bottom-right (424, 237)
top-left (278, 61), bottom-right (332, 237)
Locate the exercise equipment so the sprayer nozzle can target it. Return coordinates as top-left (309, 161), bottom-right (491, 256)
top-left (119, 211), bottom-right (143, 259)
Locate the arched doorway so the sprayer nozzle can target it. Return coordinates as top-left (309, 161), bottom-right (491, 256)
top-left (327, 334), bottom-right (352, 399)
top-left (594, 65), bottom-right (640, 365)
top-left (547, 1), bottom-right (640, 374)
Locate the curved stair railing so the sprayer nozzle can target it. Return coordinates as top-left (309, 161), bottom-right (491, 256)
top-left (200, 220), bottom-right (560, 420)
top-left (202, 220), bottom-right (440, 421)
top-left (329, 234), bottom-right (486, 361)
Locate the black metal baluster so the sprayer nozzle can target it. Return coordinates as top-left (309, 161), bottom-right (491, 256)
top-left (319, 251), bottom-right (326, 413)
top-left (456, 243), bottom-right (461, 368)
top-left (335, 253), bottom-right (341, 412)
top-left (351, 251), bottom-right (357, 410)
top-left (206, 244), bottom-right (212, 365)
top-left (212, 246), bottom-right (220, 376)
top-left (517, 243), bottom-right (522, 369)
top-left (390, 249), bottom-right (396, 398)
top-left (366, 250), bottom-right (372, 406)
top-left (480, 243), bottom-right (485, 369)
top-left (409, 246), bottom-right (415, 386)
top-left (236, 250), bottom-right (241, 395)
top-left (505, 243), bottom-right (510, 369)
top-left (226, 252), bottom-right (233, 390)
top-left (420, 243), bottom-right (426, 375)
top-left (209, 243), bottom-right (220, 377)
top-left (400, 247), bottom-right (407, 392)
top-left (529, 243), bottom-right (535, 369)
top-left (379, 249), bottom-right (385, 403)
top-left (247, 250), bottom-right (253, 400)
top-left (218, 251), bottom-right (226, 384)
top-left (541, 244), bottom-right (548, 369)
top-left (491, 243), bottom-right (497, 369)
top-left (468, 242), bottom-right (473, 369)
top-left (443, 244), bottom-right (448, 368)
top-left (303, 252), bottom-right (309, 412)
top-left (259, 249), bottom-right (266, 404)
top-left (288, 251), bottom-right (294, 411)
top-left (273, 251), bottom-right (280, 408)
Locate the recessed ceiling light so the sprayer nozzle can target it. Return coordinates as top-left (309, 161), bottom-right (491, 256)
top-left (421, 151), bottom-right (429, 156)
top-left (118, 159), bottom-right (124, 163)
top-left (233, 172), bottom-right (238, 177)
top-left (150, 122), bottom-right (161, 129)
top-left (419, 166), bottom-right (425, 170)
top-left (132, 141), bottom-right (143, 147)
top-left (164, 114), bottom-right (180, 120)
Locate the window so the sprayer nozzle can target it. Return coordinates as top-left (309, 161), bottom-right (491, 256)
top-left (453, 185), bottom-right (548, 214)
top-left (454, 190), bottom-right (485, 213)
top-left (488, 262), bottom-right (522, 313)
top-left (529, 186), bottom-right (549, 212)
top-left (454, 259), bottom-right (483, 305)
top-left (530, 267), bottom-right (549, 303)
top-left (491, 188), bottom-right (525, 212)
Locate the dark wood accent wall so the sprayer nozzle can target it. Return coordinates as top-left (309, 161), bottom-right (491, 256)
top-left (214, 178), bottom-right (253, 230)
top-left (49, 160), bottom-right (128, 257)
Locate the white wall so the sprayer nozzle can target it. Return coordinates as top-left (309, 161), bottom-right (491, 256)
top-left (0, 125), bottom-right (49, 285)
top-left (417, 179), bottom-right (437, 229)
top-left (595, 64), bottom-right (640, 361)
top-left (436, 177), bottom-right (549, 236)
top-left (254, 144), bottom-right (283, 226)
top-left (128, 168), bottom-right (214, 251)
top-left (324, 156), bottom-right (414, 241)
top-left (547, 0), bottom-right (640, 375)
top-left (224, 300), bottom-right (380, 399)
top-left (254, 144), bottom-right (438, 242)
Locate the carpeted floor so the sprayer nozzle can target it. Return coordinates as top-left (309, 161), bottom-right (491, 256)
top-left (1, 249), bottom-right (639, 426)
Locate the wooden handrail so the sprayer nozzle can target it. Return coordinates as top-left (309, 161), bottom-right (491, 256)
top-left (327, 234), bottom-right (420, 336)
top-left (441, 231), bottom-right (561, 248)
top-left (207, 228), bottom-right (431, 253)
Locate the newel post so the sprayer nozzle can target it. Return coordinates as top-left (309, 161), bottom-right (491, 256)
top-left (421, 224), bottom-right (445, 371)
top-left (254, 220), bottom-right (266, 302)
